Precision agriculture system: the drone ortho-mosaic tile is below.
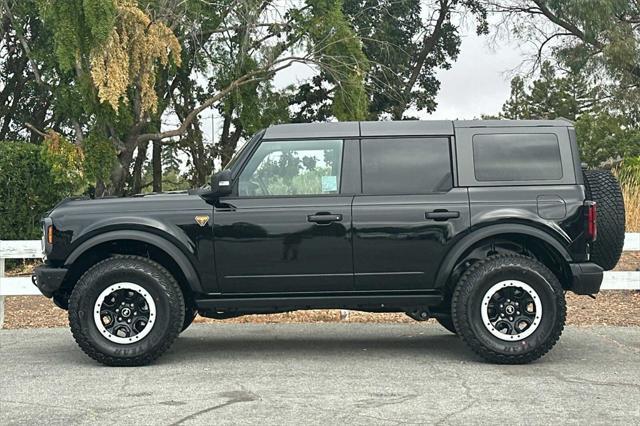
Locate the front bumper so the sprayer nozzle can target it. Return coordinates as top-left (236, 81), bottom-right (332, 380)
top-left (569, 263), bottom-right (604, 295)
top-left (32, 265), bottom-right (68, 298)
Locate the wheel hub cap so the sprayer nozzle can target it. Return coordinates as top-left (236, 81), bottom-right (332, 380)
top-left (93, 283), bottom-right (156, 345)
top-left (480, 280), bottom-right (542, 341)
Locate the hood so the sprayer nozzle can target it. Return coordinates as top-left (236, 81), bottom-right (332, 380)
top-left (48, 191), bottom-right (210, 218)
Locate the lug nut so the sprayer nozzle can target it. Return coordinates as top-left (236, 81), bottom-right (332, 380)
top-left (501, 313), bottom-right (505, 317)
top-left (517, 311), bottom-right (520, 315)
top-left (118, 317), bottom-right (122, 321)
top-left (509, 317), bottom-right (513, 321)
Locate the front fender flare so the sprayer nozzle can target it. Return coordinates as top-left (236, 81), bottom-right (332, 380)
top-left (434, 224), bottom-right (572, 289)
top-left (64, 230), bottom-right (202, 293)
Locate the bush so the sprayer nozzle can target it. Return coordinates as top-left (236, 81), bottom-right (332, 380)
top-left (0, 142), bottom-right (67, 240)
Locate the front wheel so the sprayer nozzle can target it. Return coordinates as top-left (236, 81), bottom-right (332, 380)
top-left (68, 256), bottom-right (185, 366)
top-left (452, 255), bottom-right (566, 364)
top-left (435, 316), bottom-right (457, 334)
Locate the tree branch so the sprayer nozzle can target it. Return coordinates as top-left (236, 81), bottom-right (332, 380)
top-left (24, 122), bottom-right (47, 137)
top-left (135, 57), bottom-right (304, 144)
top-left (1, 0), bottom-right (45, 87)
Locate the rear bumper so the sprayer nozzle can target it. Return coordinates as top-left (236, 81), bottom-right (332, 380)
top-left (569, 263), bottom-right (604, 295)
top-left (32, 265), bottom-right (68, 298)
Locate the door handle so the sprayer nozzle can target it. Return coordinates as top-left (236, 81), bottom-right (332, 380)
top-left (307, 213), bottom-right (343, 224)
top-left (425, 210), bottom-right (460, 221)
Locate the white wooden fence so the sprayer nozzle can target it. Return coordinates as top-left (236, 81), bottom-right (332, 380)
top-left (1, 235), bottom-right (639, 328)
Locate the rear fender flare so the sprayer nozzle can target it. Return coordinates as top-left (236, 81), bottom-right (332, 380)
top-left (434, 224), bottom-right (572, 289)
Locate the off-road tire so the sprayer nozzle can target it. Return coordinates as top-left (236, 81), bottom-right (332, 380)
top-left (68, 256), bottom-right (185, 366)
top-left (452, 254), bottom-right (566, 364)
top-left (583, 169), bottom-right (625, 271)
top-left (181, 304), bottom-right (198, 332)
top-left (435, 316), bottom-right (457, 334)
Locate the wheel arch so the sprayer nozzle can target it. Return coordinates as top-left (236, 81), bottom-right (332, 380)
top-left (435, 224), bottom-right (573, 292)
top-left (60, 230), bottom-right (202, 301)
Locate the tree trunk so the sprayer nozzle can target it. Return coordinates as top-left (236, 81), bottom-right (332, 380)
top-left (95, 180), bottom-right (106, 198)
top-left (152, 140), bottom-right (162, 193)
top-left (131, 141), bottom-right (148, 194)
top-left (218, 112), bottom-right (243, 167)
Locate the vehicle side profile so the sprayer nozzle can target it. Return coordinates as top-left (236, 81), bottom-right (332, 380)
top-left (33, 120), bottom-right (626, 366)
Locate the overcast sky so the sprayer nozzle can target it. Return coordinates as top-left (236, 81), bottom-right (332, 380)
top-left (422, 31), bottom-right (524, 120)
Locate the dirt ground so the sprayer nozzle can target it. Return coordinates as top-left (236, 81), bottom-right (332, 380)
top-left (3, 252), bottom-right (639, 329)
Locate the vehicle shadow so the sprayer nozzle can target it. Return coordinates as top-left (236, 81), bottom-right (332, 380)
top-left (160, 328), bottom-right (475, 365)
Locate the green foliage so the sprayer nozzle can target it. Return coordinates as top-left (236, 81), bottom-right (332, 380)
top-left (305, 0), bottom-right (369, 120)
top-left (82, 0), bottom-right (116, 44)
top-left (500, 62), bottom-right (599, 121)
top-left (574, 111), bottom-right (637, 167)
top-left (294, 0), bottom-right (487, 121)
top-left (616, 156), bottom-right (640, 187)
top-left (82, 132), bottom-right (117, 183)
top-left (40, 131), bottom-right (86, 192)
top-left (497, 61), bottom-right (639, 167)
top-left (0, 142), bottom-right (67, 239)
top-left (37, 0), bottom-right (116, 71)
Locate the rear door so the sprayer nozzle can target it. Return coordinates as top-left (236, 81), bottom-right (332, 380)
top-left (352, 137), bottom-right (470, 291)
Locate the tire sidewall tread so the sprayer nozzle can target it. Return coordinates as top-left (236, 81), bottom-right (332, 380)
top-left (68, 255), bottom-right (185, 366)
top-left (452, 254), bottom-right (566, 364)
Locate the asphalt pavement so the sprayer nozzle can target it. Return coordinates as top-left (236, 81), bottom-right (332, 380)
top-left (1, 323), bottom-right (639, 425)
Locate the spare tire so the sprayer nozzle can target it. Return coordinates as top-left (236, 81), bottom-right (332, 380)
top-left (583, 169), bottom-right (625, 270)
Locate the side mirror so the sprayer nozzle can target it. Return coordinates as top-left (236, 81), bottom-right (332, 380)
top-left (210, 169), bottom-right (233, 197)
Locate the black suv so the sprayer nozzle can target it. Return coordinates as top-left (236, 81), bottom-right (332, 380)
top-left (34, 120), bottom-right (626, 366)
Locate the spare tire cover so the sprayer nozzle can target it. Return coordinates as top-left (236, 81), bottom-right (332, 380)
top-left (583, 169), bottom-right (626, 271)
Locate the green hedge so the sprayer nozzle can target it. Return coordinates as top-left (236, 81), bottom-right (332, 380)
top-left (0, 142), bottom-right (67, 240)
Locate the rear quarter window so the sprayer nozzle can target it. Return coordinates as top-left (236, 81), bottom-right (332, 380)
top-left (473, 133), bottom-right (563, 181)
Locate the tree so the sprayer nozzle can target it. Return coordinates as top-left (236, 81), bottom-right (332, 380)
top-left (500, 76), bottom-right (529, 119)
top-left (500, 61), bottom-right (599, 121)
top-left (0, 1), bottom-right (53, 143)
top-left (2, 0), bottom-right (370, 195)
top-left (488, 1), bottom-right (640, 120)
top-left (495, 62), bottom-right (638, 166)
top-left (294, 0), bottom-right (488, 121)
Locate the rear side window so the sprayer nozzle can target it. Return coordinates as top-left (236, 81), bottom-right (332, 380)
top-left (361, 138), bottom-right (452, 194)
top-left (473, 133), bottom-right (562, 181)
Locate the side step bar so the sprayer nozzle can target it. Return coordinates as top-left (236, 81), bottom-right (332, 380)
top-left (195, 293), bottom-right (443, 312)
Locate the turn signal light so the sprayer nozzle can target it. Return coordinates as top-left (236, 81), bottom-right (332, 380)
top-left (47, 225), bottom-right (54, 245)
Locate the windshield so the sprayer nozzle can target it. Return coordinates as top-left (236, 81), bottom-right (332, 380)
top-left (223, 130), bottom-right (263, 171)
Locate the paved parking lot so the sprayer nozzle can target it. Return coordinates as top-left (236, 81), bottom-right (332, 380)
top-left (1, 323), bottom-right (639, 425)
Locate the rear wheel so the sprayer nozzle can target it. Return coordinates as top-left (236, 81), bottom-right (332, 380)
top-left (583, 169), bottom-right (625, 270)
top-left (452, 255), bottom-right (565, 364)
top-left (68, 256), bottom-right (185, 366)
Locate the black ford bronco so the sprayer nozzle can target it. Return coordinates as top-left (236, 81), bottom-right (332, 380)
top-left (34, 120), bottom-right (626, 366)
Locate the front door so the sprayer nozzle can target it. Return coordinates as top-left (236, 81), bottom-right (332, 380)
top-left (352, 137), bottom-right (470, 291)
top-left (214, 138), bottom-right (353, 294)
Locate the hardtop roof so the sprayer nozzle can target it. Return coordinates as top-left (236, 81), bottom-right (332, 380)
top-left (262, 119), bottom-right (572, 140)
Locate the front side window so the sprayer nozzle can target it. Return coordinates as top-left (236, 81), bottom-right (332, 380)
top-left (238, 139), bottom-right (343, 196)
top-left (473, 133), bottom-right (563, 181)
top-left (361, 137), bottom-right (452, 194)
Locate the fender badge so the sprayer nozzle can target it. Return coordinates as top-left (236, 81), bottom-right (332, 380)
top-left (195, 215), bottom-right (209, 227)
